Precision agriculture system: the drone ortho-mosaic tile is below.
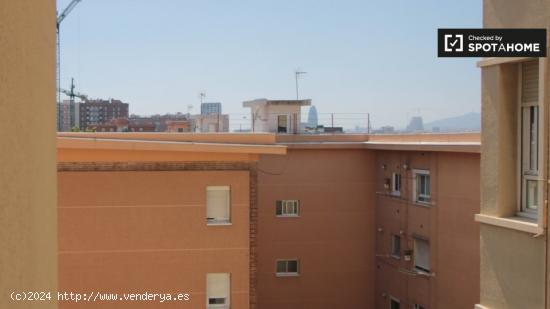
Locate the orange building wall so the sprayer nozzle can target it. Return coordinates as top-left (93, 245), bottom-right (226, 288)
top-left (58, 170), bottom-right (250, 309)
top-left (256, 149), bottom-right (377, 309)
top-left (374, 151), bottom-right (480, 309)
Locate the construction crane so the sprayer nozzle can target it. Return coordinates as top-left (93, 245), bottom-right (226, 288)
top-left (61, 78), bottom-right (88, 102)
top-left (57, 0), bottom-right (83, 129)
top-left (59, 77), bottom-right (87, 131)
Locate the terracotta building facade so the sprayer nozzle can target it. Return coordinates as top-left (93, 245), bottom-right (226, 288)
top-left (374, 150), bottom-right (480, 309)
top-left (56, 132), bottom-right (480, 309)
top-left (56, 134), bottom-right (289, 309)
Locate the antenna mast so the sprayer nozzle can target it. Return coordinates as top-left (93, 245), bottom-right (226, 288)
top-left (295, 69), bottom-right (307, 99)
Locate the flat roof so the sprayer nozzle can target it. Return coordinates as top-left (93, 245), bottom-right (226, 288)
top-left (275, 132), bottom-right (480, 152)
top-left (57, 132), bottom-right (481, 155)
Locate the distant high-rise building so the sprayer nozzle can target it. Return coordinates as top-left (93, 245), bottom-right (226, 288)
top-left (406, 116), bottom-right (424, 132)
top-left (201, 102), bottom-right (222, 115)
top-left (78, 99), bottom-right (129, 130)
top-left (307, 106), bottom-right (318, 128)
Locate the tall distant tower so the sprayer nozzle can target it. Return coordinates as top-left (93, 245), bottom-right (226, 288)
top-left (201, 102), bottom-right (222, 115)
top-left (406, 116), bottom-right (424, 132)
top-left (307, 106), bottom-right (318, 128)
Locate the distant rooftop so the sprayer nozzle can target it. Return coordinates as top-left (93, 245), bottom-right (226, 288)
top-left (243, 98), bottom-right (312, 107)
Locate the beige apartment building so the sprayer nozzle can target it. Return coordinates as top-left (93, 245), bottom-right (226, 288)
top-left (475, 1), bottom-right (550, 309)
top-left (0, 1), bottom-right (58, 309)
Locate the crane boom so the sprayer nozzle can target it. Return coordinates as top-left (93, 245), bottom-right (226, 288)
top-left (57, 0), bottom-right (83, 27)
top-left (61, 89), bottom-right (88, 102)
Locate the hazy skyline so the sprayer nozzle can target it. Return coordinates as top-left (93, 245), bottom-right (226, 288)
top-left (57, 0), bottom-right (481, 129)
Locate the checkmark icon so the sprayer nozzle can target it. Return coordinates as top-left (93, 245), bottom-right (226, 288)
top-left (449, 39), bottom-right (459, 47)
top-left (444, 34), bottom-right (463, 52)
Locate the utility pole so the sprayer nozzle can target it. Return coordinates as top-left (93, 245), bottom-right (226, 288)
top-left (295, 70), bottom-right (307, 100)
top-left (367, 113), bottom-right (370, 134)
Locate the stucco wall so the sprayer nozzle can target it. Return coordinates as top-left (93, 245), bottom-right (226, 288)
top-left (484, 0), bottom-right (550, 28)
top-left (480, 1), bottom-right (550, 307)
top-left (480, 225), bottom-right (545, 309)
top-left (480, 61), bottom-right (547, 307)
top-left (256, 149), bottom-right (376, 308)
top-left (0, 1), bottom-right (58, 308)
top-left (375, 151), bottom-right (480, 309)
top-left (58, 170), bottom-right (250, 309)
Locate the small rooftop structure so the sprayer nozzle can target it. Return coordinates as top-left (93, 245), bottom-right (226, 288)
top-left (243, 98), bottom-right (311, 108)
top-left (243, 98), bottom-right (312, 134)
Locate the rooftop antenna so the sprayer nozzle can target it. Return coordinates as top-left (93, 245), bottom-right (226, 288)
top-left (295, 69), bottom-right (307, 100)
top-left (187, 104), bottom-right (194, 115)
top-left (199, 92), bottom-right (206, 104)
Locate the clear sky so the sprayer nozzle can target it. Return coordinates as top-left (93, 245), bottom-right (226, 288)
top-left (57, 0), bottom-right (481, 129)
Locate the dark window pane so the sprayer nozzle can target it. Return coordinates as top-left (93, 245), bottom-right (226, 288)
top-left (276, 201), bottom-right (282, 215)
top-left (276, 261), bottom-right (286, 273)
top-left (287, 260), bottom-right (298, 273)
top-left (209, 298), bottom-right (226, 304)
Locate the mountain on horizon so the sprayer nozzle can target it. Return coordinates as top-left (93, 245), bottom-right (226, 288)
top-left (424, 112), bottom-right (480, 132)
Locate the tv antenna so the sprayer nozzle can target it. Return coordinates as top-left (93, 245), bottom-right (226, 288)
top-left (199, 92), bottom-right (206, 104)
top-left (295, 69), bottom-right (307, 99)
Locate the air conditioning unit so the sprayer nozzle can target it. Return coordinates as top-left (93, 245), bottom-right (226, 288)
top-left (404, 249), bottom-right (413, 261)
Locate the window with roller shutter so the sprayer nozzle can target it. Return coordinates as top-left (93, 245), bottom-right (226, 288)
top-left (519, 60), bottom-right (541, 219)
top-left (206, 186), bottom-right (230, 224)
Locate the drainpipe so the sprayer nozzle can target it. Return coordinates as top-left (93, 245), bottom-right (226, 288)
top-left (544, 52), bottom-right (549, 309)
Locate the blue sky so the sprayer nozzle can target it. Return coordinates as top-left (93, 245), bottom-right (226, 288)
top-left (57, 0), bottom-right (481, 129)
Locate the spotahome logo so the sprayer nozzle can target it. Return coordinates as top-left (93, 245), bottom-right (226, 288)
top-left (438, 29), bottom-right (546, 57)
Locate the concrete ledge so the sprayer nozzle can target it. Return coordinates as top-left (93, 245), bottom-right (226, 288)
top-left (363, 142), bottom-right (480, 153)
top-left (474, 304), bottom-right (491, 309)
top-left (476, 57), bottom-right (532, 68)
top-left (475, 214), bottom-right (542, 234)
top-left (58, 137), bottom-right (287, 155)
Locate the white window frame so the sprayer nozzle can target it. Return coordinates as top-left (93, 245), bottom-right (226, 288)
top-left (206, 273), bottom-right (230, 309)
top-left (206, 186), bottom-right (231, 225)
top-left (413, 304), bottom-right (427, 309)
top-left (391, 234), bottom-right (401, 259)
top-left (391, 172), bottom-right (401, 196)
top-left (276, 200), bottom-right (300, 217)
top-left (413, 237), bottom-right (430, 274)
top-left (275, 259), bottom-right (300, 277)
top-left (412, 169), bottom-right (430, 205)
top-left (517, 59), bottom-right (544, 221)
top-left (389, 296), bottom-right (400, 309)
